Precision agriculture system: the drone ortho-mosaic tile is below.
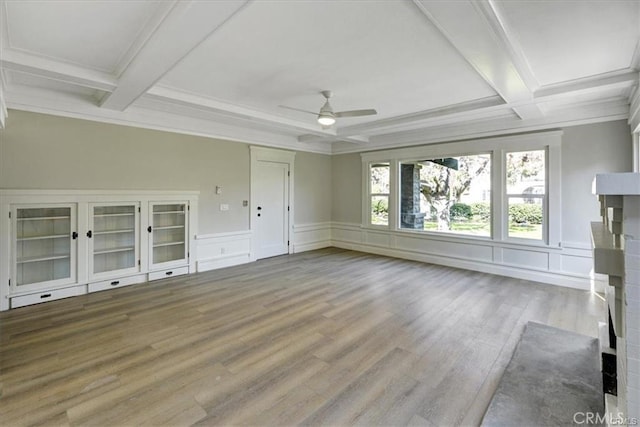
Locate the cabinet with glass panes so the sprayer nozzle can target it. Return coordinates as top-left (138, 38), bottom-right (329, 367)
top-left (148, 202), bottom-right (189, 270)
top-left (88, 203), bottom-right (140, 279)
top-left (0, 191), bottom-right (198, 311)
top-left (12, 205), bottom-right (77, 292)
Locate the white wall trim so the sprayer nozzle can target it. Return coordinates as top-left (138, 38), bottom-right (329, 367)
top-left (331, 221), bottom-right (605, 291)
top-left (292, 222), bottom-right (332, 253)
top-left (196, 230), bottom-right (252, 272)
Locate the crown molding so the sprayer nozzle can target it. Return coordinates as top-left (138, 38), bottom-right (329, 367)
top-left (5, 84), bottom-right (333, 154)
top-left (331, 97), bottom-right (630, 155)
top-left (0, 48), bottom-right (117, 91)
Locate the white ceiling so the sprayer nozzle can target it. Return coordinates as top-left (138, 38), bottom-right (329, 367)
top-left (0, 0), bottom-right (638, 154)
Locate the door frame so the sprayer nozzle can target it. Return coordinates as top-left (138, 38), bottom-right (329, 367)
top-left (250, 146), bottom-right (295, 261)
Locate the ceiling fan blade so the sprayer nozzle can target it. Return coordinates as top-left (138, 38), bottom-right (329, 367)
top-left (335, 109), bottom-right (377, 118)
top-left (278, 105), bottom-right (318, 116)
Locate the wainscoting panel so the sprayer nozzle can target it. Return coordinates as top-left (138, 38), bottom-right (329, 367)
top-left (292, 223), bottom-right (332, 253)
top-left (196, 224), bottom-right (605, 291)
top-left (395, 233), bottom-right (493, 262)
top-left (196, 231), bottom-right (252, 272)
top-left (331, 222), bottom-right (605, 291)
top-left (503, 248), bottom-right (549, 269)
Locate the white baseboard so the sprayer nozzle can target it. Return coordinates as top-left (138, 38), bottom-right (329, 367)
top-left (331, 222), bottom-right (602, 291)
top-left (194, 223), bottom-right (604, 291)
top-left (293, 222), bottom-right (332, 253)
top-left (196, 230), bottom-right (252, 273)
top-left (197, 253), bottom-right (251, 272)
top-left (332, 239), bottom-right (592, 290)
top-left (294, 240), bottom-right (332, 253)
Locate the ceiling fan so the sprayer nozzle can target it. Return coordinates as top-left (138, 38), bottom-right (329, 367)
top-left (280, 90), bottom-right (377, 127)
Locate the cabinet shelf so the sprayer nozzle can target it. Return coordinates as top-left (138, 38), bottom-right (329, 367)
top-left (94, 246), bottom-right (135, 255)
top-left (94, 213), bottom-right (135, 218)
top-left (153, 211), bottom-right (185, 215)
top-left (93, 229), bottom-right (135, 236)
top-left (154, 225), bottom-right (185, 231)
top-left (17, 254), bottom-right (70, 264)
top-left (153, 241), bottom-right (185, 248)
top-left (17, 234), bottom-right (69, 241)
top-left (17, 215), bottom-right (70, 221)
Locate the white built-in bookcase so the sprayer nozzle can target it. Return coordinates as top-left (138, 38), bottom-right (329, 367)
top-left (0, 190), bottom-right (198, 310)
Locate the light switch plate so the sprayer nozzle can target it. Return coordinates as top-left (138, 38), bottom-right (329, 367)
top-left (220, 204), bottom-right (229, 211)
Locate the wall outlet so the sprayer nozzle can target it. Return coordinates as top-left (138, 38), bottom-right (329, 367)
top-left (220, 204), bottom-right (229, 211)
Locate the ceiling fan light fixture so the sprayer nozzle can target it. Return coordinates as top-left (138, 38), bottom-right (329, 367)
top-left (317, 113), bottom-right (336, 126)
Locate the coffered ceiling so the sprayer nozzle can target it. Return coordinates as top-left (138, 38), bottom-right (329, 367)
top-left (0, 0), bottom-right (638, 154)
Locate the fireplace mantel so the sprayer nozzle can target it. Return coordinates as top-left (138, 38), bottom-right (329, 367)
top-left (592, 172), bottom-right (640, 425)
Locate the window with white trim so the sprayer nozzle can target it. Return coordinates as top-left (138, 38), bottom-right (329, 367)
top-left (360, 131), bottom-right (561, 247)
top-left (399, 154), bottom-right (491, 237)
top-left (369, 162), bottom-right (390, 226)
top-left (505, 150), bottom-right (546, 241)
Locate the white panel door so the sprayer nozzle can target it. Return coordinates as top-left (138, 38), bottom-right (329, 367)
top-left (254, 161), bottom-right (289, 260)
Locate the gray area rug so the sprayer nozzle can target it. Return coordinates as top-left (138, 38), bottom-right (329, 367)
top-left (481, 321), bottom-right (604, 426)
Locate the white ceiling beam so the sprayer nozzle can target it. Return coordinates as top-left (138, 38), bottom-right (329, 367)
top-left (337, 97), bottom-right (506, 136)
top-left (5, 83), bottom-right (332, 154)
top-left (535, 70), bottom-right (638, 100)
top-left (412, 0), bottom-right (544, 120)
top-left (335, 70), bottom-right (637, 139)
top-left (0, 49), bottom-right (117, 92)
top-left (145, 86), bottom-right (330, 137)
top-left (100, 0), bottom-right (250, 111)
top-left (296, 133), bottom-right (369, 145)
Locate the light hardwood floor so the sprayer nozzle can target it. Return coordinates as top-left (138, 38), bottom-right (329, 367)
top-left (0, 248), bottom-right (605, 426)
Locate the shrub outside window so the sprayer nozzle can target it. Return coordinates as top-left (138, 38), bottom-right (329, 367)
top-left (506, 150), bottom-right (546, 241)
top-left (399, 154), bottom-right (491, 236)
top-left (370, 162), bottom-right (390, 226)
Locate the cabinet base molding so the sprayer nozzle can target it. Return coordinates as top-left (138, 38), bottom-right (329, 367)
top-left (148, 266), bottom-right (189, 281)
top-left (11, 285), bottom-right (86, 309)
top-left (88, 274), bottom-right (147, 293)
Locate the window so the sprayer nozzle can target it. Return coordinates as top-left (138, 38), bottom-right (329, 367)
top-left (361, 132), bottom-right (560, 247)
top-left (506, 150), bottom-right (546, 240)
top-left (369, 162), bottom-right (389, 226)
top-left (400, 154), bottom-right (491, 236)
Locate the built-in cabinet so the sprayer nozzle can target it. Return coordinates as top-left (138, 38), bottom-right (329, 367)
top-left (89, 203), bottom-right (139, 279)
top-left (0, 191), bottom-right (198, 310)
top-left (12, 204), bottom-right (77, 292)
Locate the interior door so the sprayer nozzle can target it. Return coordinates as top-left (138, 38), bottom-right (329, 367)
top-left (254, 161), bottom-right (289, 259)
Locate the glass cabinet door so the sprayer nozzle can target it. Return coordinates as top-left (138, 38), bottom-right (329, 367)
top-left (149, 202), bottom-right (188, 268)
top-left (88, 203), bottom-right (139, 279)
top-left (12, 205), bottom-right (77, 291)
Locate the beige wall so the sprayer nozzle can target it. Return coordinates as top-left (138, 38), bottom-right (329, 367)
top-left (330, 120), bottom-right (633, 245)
top-left (331, 153), bottom-right (362, 223)
top-left (295, 151), bottom-right (332, 224)
top-left (561, 120), bottom-right (632, 244)
top-left (0, 110), bottom-right (332, 234)
top-left (1, 111), bottom-right (631, 243)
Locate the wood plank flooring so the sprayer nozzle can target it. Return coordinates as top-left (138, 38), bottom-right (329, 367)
top-left (0, 248), bottom-right (605, 426)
